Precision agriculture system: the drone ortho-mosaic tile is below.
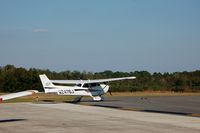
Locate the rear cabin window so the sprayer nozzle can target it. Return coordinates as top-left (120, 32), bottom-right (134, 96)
top-left (76, 84), bottom-right (82, 87)
top-left (83, 84), bottom-right (89, 87)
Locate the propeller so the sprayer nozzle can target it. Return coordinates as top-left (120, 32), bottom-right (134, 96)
top-left (108, 89), bottom-right (112, 96)
top-left (103, 82), bottom-right (112, 96)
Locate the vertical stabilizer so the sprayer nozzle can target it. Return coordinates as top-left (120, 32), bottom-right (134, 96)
top-left (39, 74), bottom-right (55, 93)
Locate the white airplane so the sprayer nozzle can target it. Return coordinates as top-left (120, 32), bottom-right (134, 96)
top-left (39, 74), bottom-right (136, 102)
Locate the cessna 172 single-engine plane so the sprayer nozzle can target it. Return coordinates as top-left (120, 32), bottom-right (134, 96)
top-left (0, 74), bottom-right (135, 102)
top-left (39, 74), bottom-right (136, 102)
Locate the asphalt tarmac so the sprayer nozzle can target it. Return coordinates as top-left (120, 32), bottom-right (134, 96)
top-left (79, 95), bottom-right (200, 117)
top-left (0, 103), bottom-right (200, 133)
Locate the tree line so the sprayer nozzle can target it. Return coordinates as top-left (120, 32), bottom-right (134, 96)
top-left (0, 65), bottom-right (200, 93)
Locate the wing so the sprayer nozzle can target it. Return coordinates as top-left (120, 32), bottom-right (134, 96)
top-left (51, 76), bottom-right (136, 84)
top-left (0, 90), bottom-right (38, 102)
top-left (51, 80), bottom-right (83, 84)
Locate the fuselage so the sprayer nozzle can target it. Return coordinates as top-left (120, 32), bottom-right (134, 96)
top-left (44, 83), bottom-right (109, 97)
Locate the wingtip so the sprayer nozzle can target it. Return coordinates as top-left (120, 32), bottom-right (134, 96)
top-left (128, 77), bottom-right (136, 79)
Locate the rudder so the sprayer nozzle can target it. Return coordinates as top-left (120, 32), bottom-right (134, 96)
top-left (39, 74), bottom-right (55, 93)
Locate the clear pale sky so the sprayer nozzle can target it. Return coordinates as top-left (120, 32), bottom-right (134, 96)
top-left (0, 0), bottom-right (200, 73)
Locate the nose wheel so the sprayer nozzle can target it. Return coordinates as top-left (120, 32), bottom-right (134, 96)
top-left (92, 96), bottom-right (102, 101)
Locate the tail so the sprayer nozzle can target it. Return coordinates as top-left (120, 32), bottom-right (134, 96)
top-left (39, 74), bottom-right (55, 93)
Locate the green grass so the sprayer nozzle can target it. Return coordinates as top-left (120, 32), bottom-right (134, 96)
top-left (105, 91), bottom-right (200, 97)
top-left (1, 91), bottom-right (200, 103)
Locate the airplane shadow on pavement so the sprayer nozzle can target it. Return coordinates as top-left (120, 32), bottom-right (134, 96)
top-left (0, 119), bottom-right (27, 123)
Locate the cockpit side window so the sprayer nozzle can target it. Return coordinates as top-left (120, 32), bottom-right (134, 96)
top-left (83, 83), bottom-right (100, 88)
top-left (90, 83), bottom-right (96, 87)
top-left (91, 83), bottom-right (100, 87)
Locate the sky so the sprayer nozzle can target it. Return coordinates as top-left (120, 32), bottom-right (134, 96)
top-left (0, 0), bottom-right (200, 73)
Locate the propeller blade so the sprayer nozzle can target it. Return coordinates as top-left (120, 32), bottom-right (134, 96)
top-left (108, 90), bottom-right (112, 96)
